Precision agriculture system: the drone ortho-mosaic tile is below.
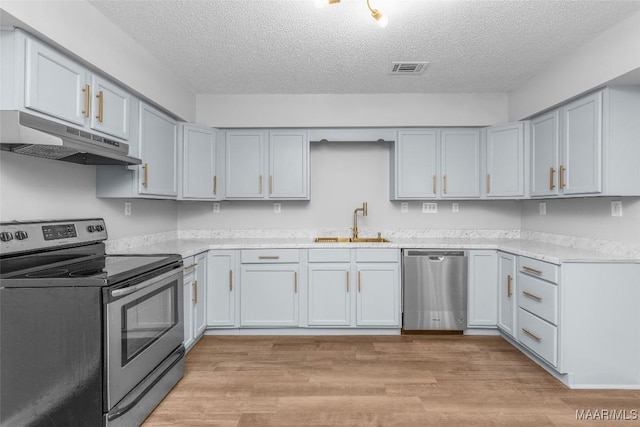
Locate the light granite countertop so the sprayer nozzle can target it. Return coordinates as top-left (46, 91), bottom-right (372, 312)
top-left (108, 236), bottom-right (640, 265)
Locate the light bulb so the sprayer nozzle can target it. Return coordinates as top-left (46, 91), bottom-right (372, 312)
top-left (370, 8), bottom-right (388, 28)
top-left (315, 0), bottom-right (340, 8)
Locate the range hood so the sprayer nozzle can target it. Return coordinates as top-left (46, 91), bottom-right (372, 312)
top-left (0, 110), bottom-right (142, 166)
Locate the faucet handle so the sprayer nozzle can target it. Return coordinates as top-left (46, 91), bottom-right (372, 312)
top-left (362, 202), bottom-right (368, 216)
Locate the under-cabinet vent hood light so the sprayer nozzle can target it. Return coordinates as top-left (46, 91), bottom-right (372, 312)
top-left (389, 62), bottom-right (429, 75)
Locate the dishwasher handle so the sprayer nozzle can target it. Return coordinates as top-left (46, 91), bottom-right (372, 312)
top-left (404, 250), bottom-right (466, 258)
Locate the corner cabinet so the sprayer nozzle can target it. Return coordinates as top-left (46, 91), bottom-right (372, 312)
top-left (390, 128), bottom-right (481, 200)
top-left (530, 87), bottom-right (640, 198)
top-left (485, 122), bottom-right (527, 198)
top-left (225, 130), bottom-right (309, 200)
top-left (178, 124), bottom-right (223, 200)
top-left (96, 101), bottom-right (178, 199)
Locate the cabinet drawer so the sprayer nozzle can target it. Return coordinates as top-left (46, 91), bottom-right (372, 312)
top-left (241, 249), bottom-right (299, 264)
top-left (355, 249), bottom-right (399, 263)
top-left (183, 256), bottom-right (196, 272)
top-left (308, 249), bottom-right (351, 263)
top-left (517, 308), bottom-right (558, 367)
top-left (518, 256), bottom-right (558, 284)
top-left (518, 273), bottom-right (558, 325)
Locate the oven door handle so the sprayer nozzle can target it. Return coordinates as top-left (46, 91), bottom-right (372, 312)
top-left (111, 268), bottom-right (181, 299)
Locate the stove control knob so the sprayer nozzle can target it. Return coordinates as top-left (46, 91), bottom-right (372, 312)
top-left (0, 232), bottom-right (14, 242)
top-left (14, 231), bottom-right (28, 241)
top-left (95, 225), bottom-right (104, 232)
top-left (87, 225), bottom-right (96, 233)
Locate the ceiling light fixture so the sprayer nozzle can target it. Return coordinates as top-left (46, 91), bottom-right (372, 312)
top-left (316, 0), bottom-right (388, 27)
top-left (366, 0), bottom-right (388, 28)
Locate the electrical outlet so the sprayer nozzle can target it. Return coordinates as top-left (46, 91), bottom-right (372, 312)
top-left (611, 200), bottom-right (622, 217)
top-left (452, 202), bottom-right (459, 213)
top-left (539, 202), bottom-right (546, 215)
top-left (213, 203), bottom-right (220, 213)
top-left (423, 203), bottom-right (437, 214)
top-left (273, 203), bottom-right (281, 214)
top-left (124, 202), bottom-right (131, 216)
top-left (401, 203), bottom-right (409, 213)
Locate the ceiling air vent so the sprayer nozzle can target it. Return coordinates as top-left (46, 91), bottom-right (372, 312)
top-left (389, 62), bottom-right (429, 75)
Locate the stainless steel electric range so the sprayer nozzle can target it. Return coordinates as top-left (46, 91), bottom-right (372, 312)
top-left (0, 218), bottom-right (185, 426)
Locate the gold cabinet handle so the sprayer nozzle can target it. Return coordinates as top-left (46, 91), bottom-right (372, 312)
top-left (486, 174), bottom-right (491, 194)
top-left (142, 163), bottom-right (149, 188)
top-left (522, 328), bottom-right (542, 342)
top-left (259, 175), bottom-right (263, 194)
top-left (559, 165), bottom-right (566, 189)
top-left (507, 275), bottom-right (512, 297)
top-left (229, 270), bottom-right (233, 291)
top-left (183, 263), bottom-right (197, 271)
top-left (82, 84), bottom-right (91, 118)
top-left (294, 271), bottom-right (298, 294)
top-left (358, 271), bottom-right (361, 293)
top-left (522, 266), bottom-right (543, 275)
top-left (269, 175), bottom-right (273, 195)
top-left (193, 280), bottom-right (198, 304)
top-left (549, 167), bottom-right (556, 190)
top-left (213, 175), bottom-right (217, 195)
top-left (432, 175), bottom-right (437, 194)
top-left (346, 271), bottom-right (350, 292)
top-left (258, 255), bottom-right (280, 260)
top-left (443, 175), bottom-right (447, 194)
top-left (522, 290), bottom-right (543, 301)
top-left (95, 90), bottom-right (104, 122)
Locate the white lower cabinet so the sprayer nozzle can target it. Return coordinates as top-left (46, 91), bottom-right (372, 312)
top-left (239, 249), bottom-right (300, 327)
top-left (355, 249), bottom-right (401, 327)
top-left (206, 250), bottom-right (237, 327)
top-left (467, 251), bottom-right (498, 328)
top-left (183, 252), bottom-right (207, 350)
top-left (496, 252), bottom-right (517, 337)
top-left (307, 250), bottom-right (351, 326)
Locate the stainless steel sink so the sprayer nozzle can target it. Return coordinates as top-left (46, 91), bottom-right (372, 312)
top-left (314, 234), bottom-right (390, 243)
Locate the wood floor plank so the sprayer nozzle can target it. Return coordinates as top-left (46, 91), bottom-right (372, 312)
top-left (142, 335), bottom-right (640, 427)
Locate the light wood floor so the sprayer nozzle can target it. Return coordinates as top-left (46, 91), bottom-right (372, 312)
top-left (143, 335), bottom-right (640, 426)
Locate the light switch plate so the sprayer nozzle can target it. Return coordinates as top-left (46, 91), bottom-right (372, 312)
top-left (401, 203), bottom-right (409, 213)
top-left (423, 203), bottom-right (437, 214)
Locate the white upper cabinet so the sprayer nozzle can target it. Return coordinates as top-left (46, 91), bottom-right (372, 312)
top-left (9, 30), bottom-right (132, 141)
top-left (24, 36), bottom-right (88, 126)
top-left (138, 102), bottom-right (178, 197)
top-left (441, 129), bottom-right (481, 198)
top-left (391, 130), bottom-right (438, 199)
top-left (391, 129), bottom-right (481, 200)
top-left (226, 129), bottom-right (309, 200)
top-left (179, 124), bottom-right (221, 200)
top-left (530, 110), bottom-right (560, 197)
top-left (486, 122), bottom-right (527, 198)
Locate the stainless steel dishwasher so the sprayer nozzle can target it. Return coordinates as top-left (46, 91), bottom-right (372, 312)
top-left (402, 250), bottom-right (468, 331)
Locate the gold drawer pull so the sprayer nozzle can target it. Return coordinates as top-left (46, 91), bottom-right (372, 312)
top-left (522, 290), bottom-right (543, 301)
top-left (294, 272), bottom-right (298, 293)
top-left (258, 255), bottom-right (280, 260)
top-left (193, 280), bottom-right (198, 303)
top-left (522, 328), bottom-right (542, 342)
top-left (549, 167), bottom-right (556, 190)
top-left (432, 175), bottom-right (437, 194)
top-left (486, 174), bottom-right (490, 194)
top-left (443, 175), bottom-right (447, 194)
top-left (522, 266), bottom-right (543, 275)
top-left (95, 90), bottom-right (104, 122)
top-left (507, 275), bottom-right (512, 297)
top-left (559, 165), bottom-right (566, 189)
top-left (142, 163), bottom-right (149, 188)
top-left (358, 271), bottom-right (361, 293)
top-left (269, 175), bottom-right (273, 195)
top-left (82, 84), bottom-right (91, 118)
top-left (213, 175), bottom-right (217, 195)
top-left (183, 263), bottom-right (197, 271)
top-left (259, 175), bottom-right (263, 194)
top-left (346, 271), bottom-right (350, 292)
top-left (229, 270), bottom-right (233, 291)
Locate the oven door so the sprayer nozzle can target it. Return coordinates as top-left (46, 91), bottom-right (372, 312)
top-left (106, 267), bottom-right (183, 409)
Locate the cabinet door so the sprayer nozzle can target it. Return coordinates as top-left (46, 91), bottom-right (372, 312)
top-left (226, 131), bottom-right (265, 199)
top-left (182, 125), bottom-right (218, 199)
top-left (24, 37), bottom-right (88, 126)
top-left (308, 264), bottom-right (351, 326)
top-left (183, 268), bottom-right (195, 349)
top-left (89, 74), bottom-right (130, 140)
top-left (394, 130), bottom-right (438, 199)
top-left (531, 111), bottom-right (560, 197)
top-left (194, 253), bottom-right (207, 337)
top-left (356, 264), bottom-right (400, 326)
top-left (269, 131), bottom-right (309, 199)
top-left (240, 265), bottom-right (299, 327)
top-left (497, 252), bottom-right (517, 337)
top-left (467, 251), bottom-right (498, 327)
top-left (486, 122), bottom-right (525, 197)
top-left (562, 91), bottom-right (602, 195)
top-left (207, 251), bottom-right (236, 327)
top-left (441, 130), bottom-right (480, 198)
top-left (138, 103), bottom-right (178, 197)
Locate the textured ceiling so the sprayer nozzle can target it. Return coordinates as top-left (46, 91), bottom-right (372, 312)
top-left (88, 0), bottom-right (640, 95)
